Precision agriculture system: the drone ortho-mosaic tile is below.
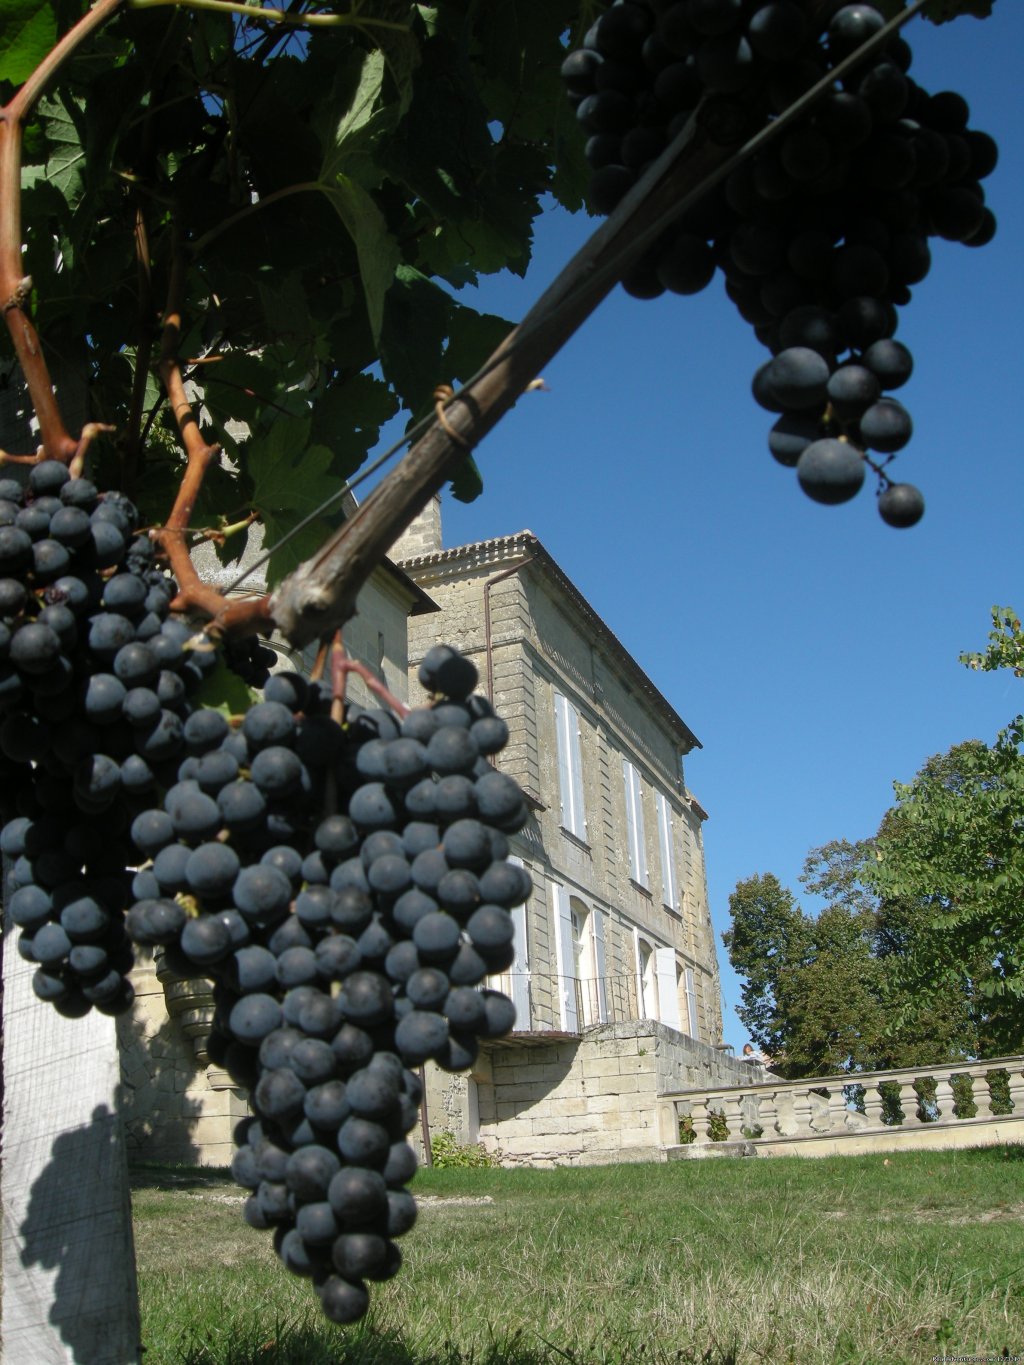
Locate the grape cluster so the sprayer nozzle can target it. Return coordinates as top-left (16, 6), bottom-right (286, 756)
top-left (124, 643), bottom-right (528, 1322)
top-left (562, 0), bottom-right (999, 526)
top-left (0, 462), bottom-right (218, 1015)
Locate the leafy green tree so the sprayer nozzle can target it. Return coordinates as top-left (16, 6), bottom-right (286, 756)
top-left (727, 608), bottom-right (1024, 1074)
top-left (725, 846), bottom-right (981, 1079)
top-left (865, 607), bottom-right (1024, 1051)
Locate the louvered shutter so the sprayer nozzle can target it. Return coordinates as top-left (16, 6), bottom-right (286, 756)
top-left (554, 692), bottom-right (586, 838)
top-left (590, 910), bottom-right (608, 1023)
top-left (685, 967), bottom-right (699, 1039)
top-left (552, 882), bottom-right (579, 1032)
top-left (632, 927), bottom-right (647, 1020)
top-left (623, 760), bottom-right (648, 887)
top-left (655, 947), bottom-right (682, 1031)
top-left (502, 857), bottom-right (530, 1028)
top-left (656, 792), bottom-right (678, 910)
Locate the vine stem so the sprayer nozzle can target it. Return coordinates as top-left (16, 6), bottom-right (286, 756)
top-left (0, 0), bottom-right (127, 463)
top-left (156, 253), bottom-right (242, 619)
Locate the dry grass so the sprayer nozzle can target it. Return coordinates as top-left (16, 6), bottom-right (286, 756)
top-left (133, 1146), bottom-right (1024, 1365)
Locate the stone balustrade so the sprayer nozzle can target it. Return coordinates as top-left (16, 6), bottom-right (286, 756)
top-left (660, 1055), bottom-right (1024, 1158)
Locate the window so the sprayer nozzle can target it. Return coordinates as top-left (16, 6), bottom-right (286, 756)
top-left (554, 886), bottom-right (608, 1029)
top-left (635, 935), bottom-right (658, 1021)
top-left (622, 759), bottom-right (648, 887)
top-left (634, 933), bottom-right (682, 1031)
top-left (553, 882), bottom-right (579, 1031)
top-left (655, 791), bottom-right (678, 910)
top-left (554, 692), bottom-right (586, 839)
top-left (486, 856), bottom-right (530, 1030)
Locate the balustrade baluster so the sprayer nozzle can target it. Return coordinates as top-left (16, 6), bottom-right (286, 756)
top-left (825, 1088), bottom-right (849, 1133)
top-left (791, 1088), bottom-right (816, 1136)
top-left (898, 1080), bottom-right (923, 1126)
top-left (753, 1090), bottom-right (776, 1139)
top-left (862, 1083), bottom-right (886, 1128)
top-left (1006, 1067), bottom-right (1024, 1117)
top-left (932, 1074), bottom-right (956, 1122)
top-left (973, 1073), bottom-right (995, 1118)
top-left (773, 1089), bottom-right (797, 1137)
top-left (720, 1092), bottom-right (745, 1139)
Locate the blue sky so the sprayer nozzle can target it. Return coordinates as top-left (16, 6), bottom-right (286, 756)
top-left (385, 7), bottom-right (1023, 1051)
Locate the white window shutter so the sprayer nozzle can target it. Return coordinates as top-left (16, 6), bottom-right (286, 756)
top-left (569, 710), bottom-right (586, 837)
top-left (685, 967), bottom-right (699, 1039)
top-left (555, 692), bottom-right (586, 839)
top-left (632, 927), bottom-right (645, 1020)
top-left (506, 856), bottom-right (530, 1029)
top-left (655, 947), bottom-right (682, 1031)
top-left (554, 694), bottom-right (572, 829)
top-left (590, 910), bottom-right (608, 1023)
top-left (656, 792), bottom-right (678, 910)
top-left (552, 882), bottom-right (579, 1032)
top-left (623, 761), bottom-right (649, 887)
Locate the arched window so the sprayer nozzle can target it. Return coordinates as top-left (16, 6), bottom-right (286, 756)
top-left (635, 936), bottom-right (659, 1021)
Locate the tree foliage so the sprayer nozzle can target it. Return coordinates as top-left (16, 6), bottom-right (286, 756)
top-left (726, 608), bottom-right (1024, 1073)
top-left (1, 0), bottom-right (594, 585)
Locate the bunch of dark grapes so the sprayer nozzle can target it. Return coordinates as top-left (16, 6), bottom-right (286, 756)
top-left (124, 643), bottom-right (527, 1322)
top-left (0, 461), bottom-right (220, 1016)
top-left (561, 1), bottom-right (999, 526)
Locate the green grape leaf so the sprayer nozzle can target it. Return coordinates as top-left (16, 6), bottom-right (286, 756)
top-left (444, 305), bottom-right (514, 387)
top-left (247, 416), bottom-right (343, 586)
top-left (309, 372), bottom-right (400, 479)
top-left (319, 47), bottom-right (393, 186)
top-left (191, 652), bottom-right (261, 718)
top-left (0, 0), bottom-right (56, 85)
top-left (319, 176), bottom-right (400, 348)
top-left (379, 265), bottom-right (455, 418)
top-left (449, 453), bottom-right (484, 504)
top-left (20, 94), bottom-right (85, 209)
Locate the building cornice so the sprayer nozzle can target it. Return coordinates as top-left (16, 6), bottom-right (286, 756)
top-left (398, 531), bottom-right (702, 755)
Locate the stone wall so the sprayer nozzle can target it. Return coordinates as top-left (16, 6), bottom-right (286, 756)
top-left (118, 954), bottom-right (248, 1167)
top-left (424, 1022), bottom-right (764, 1167)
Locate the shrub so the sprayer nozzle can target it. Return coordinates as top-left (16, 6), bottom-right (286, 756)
top-left (429, 1131), bottom-right (501, 1169)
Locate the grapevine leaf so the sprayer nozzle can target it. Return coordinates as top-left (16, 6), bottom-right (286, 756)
top-left (310, 372), bottom-right (400, 480)
top-left (922, 0), bottom-right (994, 18)
top-left (0, 0), bottom-right (55, 84)
top-left (191, 654), bottom-right (261, 718)
top-left (449, 454), bottom-right (484, 504)
top-left (318, 47), bottom-right (393, 186)
top-left (319, 177), bottom-right (400, 348)
top-left (379, 266), bottom-right (456, 417)
top-left (20, 94), bottom-right (85, 210)
top-left (443, 305), bottom-right (514, 387)
top-left (247, 417), bottom-right (343, 586)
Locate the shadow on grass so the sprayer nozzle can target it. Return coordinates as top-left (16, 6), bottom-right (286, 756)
top-left (953, 1143), bottom-right (1024, 1164)
top-left (131, 1162), bottom-right (237, 1190)
top-left (172, 1322), bottom-right (740, 1365)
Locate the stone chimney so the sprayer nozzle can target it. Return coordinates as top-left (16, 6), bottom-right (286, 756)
top-left (389, 495), bottom-right (442, 562)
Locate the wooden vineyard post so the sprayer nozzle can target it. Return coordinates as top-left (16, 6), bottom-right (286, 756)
top-left (0, 355), bottom-right (142, 1363)
top-left (1, 865), bottom-right (142, 1364)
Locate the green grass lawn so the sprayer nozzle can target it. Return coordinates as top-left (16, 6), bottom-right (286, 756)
top-left (133, 1146), bottom-right (1024, 1365)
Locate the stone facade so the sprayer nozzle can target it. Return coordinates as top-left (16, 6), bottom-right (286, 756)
top-left (120, 507), bottom-right (735, 1169)
top-left (394, 518), bottom-right (733, 1160)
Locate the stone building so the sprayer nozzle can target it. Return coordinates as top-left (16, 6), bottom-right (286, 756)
top-left (391, 510), bottom-right (746, 1165)
top-left (118, 504), bottom-right (752, 1169)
